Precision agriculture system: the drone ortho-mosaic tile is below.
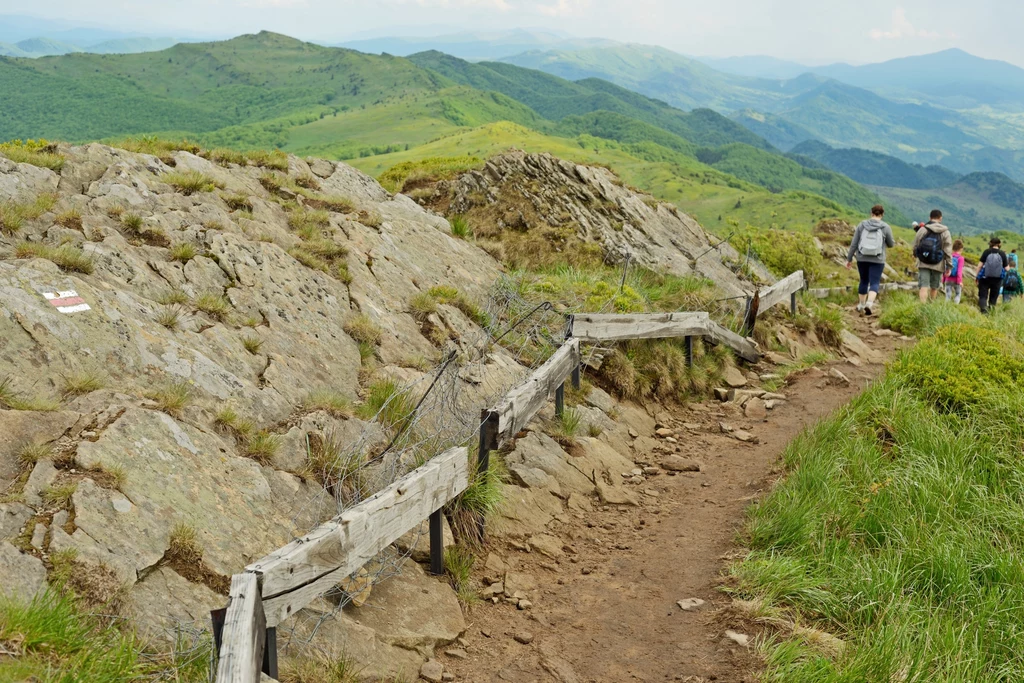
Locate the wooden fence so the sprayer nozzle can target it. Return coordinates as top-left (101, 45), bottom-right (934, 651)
top-left (211, 270), bottom-right (807, 681)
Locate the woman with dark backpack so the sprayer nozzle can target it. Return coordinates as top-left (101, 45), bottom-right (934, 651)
top-left (978, 237), bottom-right (1008, 313)
top-left (846, 205), bottom-right (895, 316)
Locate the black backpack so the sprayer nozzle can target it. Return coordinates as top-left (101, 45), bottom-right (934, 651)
top-left (915, 229), bottom-right (945, 265)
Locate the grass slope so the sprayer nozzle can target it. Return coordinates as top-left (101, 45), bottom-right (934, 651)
top-left (735, 296), bottom-right (1024, 680)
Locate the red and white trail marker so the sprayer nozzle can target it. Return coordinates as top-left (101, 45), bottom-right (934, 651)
top-left (43, 289), bottom-right (91, 314)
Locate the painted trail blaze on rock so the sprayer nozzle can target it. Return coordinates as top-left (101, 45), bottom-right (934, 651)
top-left (43, 289), bottom-right (90, 314)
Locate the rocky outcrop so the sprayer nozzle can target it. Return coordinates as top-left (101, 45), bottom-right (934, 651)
top-left (430, 151), bottom-right (771, 296)
top-left (0, 142), bottom-right (762, 675)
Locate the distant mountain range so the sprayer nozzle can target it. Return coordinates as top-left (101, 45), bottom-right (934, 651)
top-left (339, 29), bottom-right (613, 61)
top-left (0, 36), bottom-right (184, 58)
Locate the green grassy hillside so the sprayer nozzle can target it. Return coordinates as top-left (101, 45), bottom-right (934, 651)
top-left (790, 140), bottom-right (960, 190)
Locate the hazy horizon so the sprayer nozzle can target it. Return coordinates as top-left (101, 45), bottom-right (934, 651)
top-left (3, 1), bottom-right (1024, 68)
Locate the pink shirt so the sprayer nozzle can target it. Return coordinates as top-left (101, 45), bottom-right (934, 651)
top-left (944, 253), bottom-right (964, 285)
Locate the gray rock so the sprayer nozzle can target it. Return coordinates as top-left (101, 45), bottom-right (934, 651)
top-left (731, 429), bottom-right (759, 444)
top-left (0, 410), bottom-right (79, 486)
top-left (0, 541), bottom-right (47, 603)
top-left (744, 397), bottom-right (768, 420)
top-left (724, 630), bottom-right (751, 647)
top-left (24, 459), bottom-right (58, 508)
top-left (659, 456), bottom-right (701, 473)
top-left (677, 598), bottom-right (706, 611)
top-left (595, 481), bottom-right (639, 506)
top-left (509, 464), bottom-right (560, 495)
top-left (528, 533), bottom-right (564, 559)
top-left (514, 631), bottom-right (535, 645)
top-left (127, 566), bottom-right (225, 647)
top-left (0, 503), bottom-right (32, 542)
top-left (828, 367), bottom-right (851, 385)
top-left (584, 387), bottom-right (616, 413)
top-left (420, 659), bottom-right (444, 682)
top-left (30, 522), bottom-right (46, 550)
top-left (723, 366), bottom-right (748, 388)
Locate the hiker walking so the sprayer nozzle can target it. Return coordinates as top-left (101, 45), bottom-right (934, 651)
top-left (977, 237), bottom-right (1008, 313)
top-left (1003, 256), bottom-right (1023, 303)
top-left (944, 239), bottom-right (965, 304)
top-left (846, 204), bottom-right (895, 316)
top-left (913, 210), bottom-right (953, 303)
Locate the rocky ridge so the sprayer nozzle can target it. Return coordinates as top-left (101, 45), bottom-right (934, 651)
top-left (0, 143), bottom-right (764, 679)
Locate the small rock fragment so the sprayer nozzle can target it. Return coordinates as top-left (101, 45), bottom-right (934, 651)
top-left (420, 659), bottom-right (444, 682)
top-left (723, 366), bottom-right (748, 388)
top-left (744, 397), bottom-right (767, 420)
top-left (514, 631), bottom-right (535, 644)
top-left (659, 456), bottom-right (701, 473)
top-left (445, 648), bottom-right (468, 659)
top-left (677, 598), bottom-right (706, 611)
top-left (828, 368), bottom-right (851, 385)
top-left (724, 630), bottom-right (750, 647)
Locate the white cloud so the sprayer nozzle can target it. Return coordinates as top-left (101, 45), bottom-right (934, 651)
top-left (869, 7), bottom-right (941, 40)
top-left (535, 0), bottom-right (590, 16)
top-left (238, 0), bottom-right (308, 6)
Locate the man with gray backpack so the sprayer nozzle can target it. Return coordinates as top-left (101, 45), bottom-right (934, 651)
top-left (846, 205), bottom-right (896, 316)
top-left (913, 209), bottom-right (953, 303)
top-left (977, 236), bottom-right (1009, 313)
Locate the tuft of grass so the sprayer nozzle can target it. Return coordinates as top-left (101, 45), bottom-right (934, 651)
top-left (356, 380), bottom-right (417, 433)
top-left (378, 155), bottom-right (481, 194)
top-left (446, 464), bottom-right (503, 544)
top-left (426, 286), bottom-right (489, 327)
top-left (55, 208), bottom-right (83, 230)
top-left (157, 288), bottom-right (191, 306)
top-left (193, 292), bottom-right (232, 321)
top-left (42, 482), bottom-right (78, 509)
top-left (246, 148), bottom-right (289, 171)
top-left (587, 422), bottom-right (604, 438)
top-left (0, 590), bottom-right (151, 679)
top-left (242, 335), bottom-right (263, 355)
top-left (60, 371), bottom-right (105, 398)
top-left (409, 292), bottom-right (438, 321)
top-left (167, 522), bottom-right (202, 565)
top-left (449, 215), bottom-right (472, 239)
top-left (243, 431), bottom-right (279, 465)
top-left (14, 242), bottom-right (94, 274)
top-left (294, 173), bottom-right (320, 190)
top-left (880, 292), bottom-right (983, 338)
top-left (161, 170), bottom-right (221, 196)
top-left (156, 306), bottom-right (184, 330)
top-left (343, 314), bottom-right (383, 347)
top-left (302, 193), bottom-right (354, 214)
top-left (444, 546), bottom-right (478, 605)
top-left (169, 242), bottom-right (197, 264)
top-left (0, 139), bottom-right (66, 171)
top-left (301, 390), bottom-right (353, 418)
top-left (147, 380), bottom-right (192, 417)
top-left (0, 376), bottom-right (60, 412)
top-left (120, 212), bottom-right (143, 235)
top-left (553, 407), bottom-right (583, 443)
top-left (279, 651), bottom-right (362, 683)
top-left (214, 407), bottom-right (255, 441)
top-left (17, 442), bottom-right (53, 469)
top-left (336, 262), bottom-right (353, 285)
top-left (357, 211), bottom-right (382, 229)
top-left (288, 246), bottom-right (329, 273)
top-left (222, 192), bottom-right (253, 212)
top-left (601, 337), bottom-right (726, 402)
top-left (304, 430), bottom-right (363, 491)
top-left (287, 208), bottom-right (330, 234)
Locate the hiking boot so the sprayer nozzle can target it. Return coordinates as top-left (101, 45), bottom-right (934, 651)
top-left (856, 302), bottom-right (865, 314)
top-left (865, 302), bottom-right (877, 317)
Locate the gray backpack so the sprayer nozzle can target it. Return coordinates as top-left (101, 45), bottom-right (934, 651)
top-left (859, 225), bottom-right (885, 257)
top-left (984, 251), bottom-right (1005, 278)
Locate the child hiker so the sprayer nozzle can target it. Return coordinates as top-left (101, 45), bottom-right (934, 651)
top-left (1004, 258), bottom-right (1023, 302)
top-left (944, 239), bottom-right (965, 304)
top-left (978, 237), bottom-right (1009, 313)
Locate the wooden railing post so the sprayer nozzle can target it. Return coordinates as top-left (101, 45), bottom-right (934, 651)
top-left (554, 382), bottom-right (565, 417)
top-left (571, 363), bottom-right (581, 390)
top-left (214, 573), bottom-right (265, 683)
top-left (685, 335), bottom-right (693, 368)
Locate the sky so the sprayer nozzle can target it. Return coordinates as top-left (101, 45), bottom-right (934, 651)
top-left (5, 0), bottom-right (1024, 66)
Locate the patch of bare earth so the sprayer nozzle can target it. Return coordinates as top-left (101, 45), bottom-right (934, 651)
top-left (445, 313), bottom-right (907, 683)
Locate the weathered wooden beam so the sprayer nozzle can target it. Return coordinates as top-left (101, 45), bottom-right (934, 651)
top-left (247, 447), bottom-right (471, 627)
top-left (215, 573), bottom-right (266, 683)
top-left (489, 339), bottom-right (581, 444)
top-left (758, 271), bottom-right (806, 313)
top-left (571, 312), bottom-right (710, 342)
top-left (705, 321), bottom-right (761, 363)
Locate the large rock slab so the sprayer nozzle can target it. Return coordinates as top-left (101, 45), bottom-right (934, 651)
top-left (0, 409), bottom-right (80, 486)
top-left (0, 541), bottom-right (47, 603)
top-left (127, 567), bottom-right (225, 647)
top-left (74, 408), bottom-right (327, 578)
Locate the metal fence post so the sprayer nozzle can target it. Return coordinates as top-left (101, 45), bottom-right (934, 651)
top-left (571, 362), bottom-right (581, 390)
top-left (262, 627), bottom-right (278, 678)
top-left (476, 411), bottom-right (499, 540)
top-left (790, 291), bottom-right (797, 316)
top-left (685, 335), bottom-right (693, 368)
top-left (554, 382), bottom-right (565, 417)
top-left (429, 510), bottom-right (444, 576)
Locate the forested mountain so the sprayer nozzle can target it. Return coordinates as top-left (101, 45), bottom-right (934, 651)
top-left (789, 141), bottom-right (960, 190)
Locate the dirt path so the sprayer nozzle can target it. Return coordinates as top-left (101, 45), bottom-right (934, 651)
top-left (444, 315), bottom-right (906, 683)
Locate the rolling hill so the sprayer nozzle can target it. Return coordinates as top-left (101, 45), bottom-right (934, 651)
top-left (874, 172), bottom-right (1024, 235)
top-left (339, 29), bottom-right (612, 61)
top-left (789, 140), bottom-right (960, 190)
